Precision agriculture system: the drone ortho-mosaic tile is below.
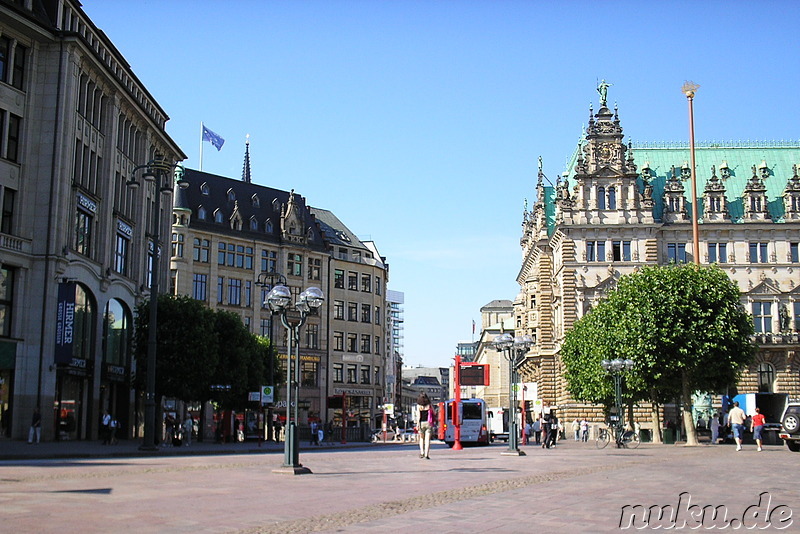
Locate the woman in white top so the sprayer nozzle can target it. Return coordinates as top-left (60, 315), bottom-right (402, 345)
top-left (416, 393), bottom-right (434, 459)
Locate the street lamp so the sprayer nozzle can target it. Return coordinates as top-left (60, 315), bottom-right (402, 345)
top-left (491, 333), bottom-right (534, 456)
top-left (255, 271), bottom-right (287, 442)
top-left (266, 283), bottom-right (324, 475)
top-left (601, 358), bottom-right (635, 446)
top-left (127, 156), bottom-right (188, 451)
top-left (682, 81), bottom-right (701, 265)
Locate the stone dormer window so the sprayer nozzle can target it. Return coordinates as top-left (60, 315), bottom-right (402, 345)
top-left (758, 160), bottom-right (770, 180)
top-left (251, 194), bottom-right (260, 208)
top-left (227, 189), bottom-right (236, 202)
top-left (265, 219), bottom-right (273, 233)
top-left (719, 161), bottom-right (730, 179)
top-left (200, 183), bottom-right (210, 195)
top-left (214, 210), bottom-right (224, 224)
top-left (680, 162), bottom-right (691, 181)
top-left (307, 227), bottom-right (314, 241)
top-left (197, 206), bottom-right (206, 220)
top-left (272, 198), bottom-right (280, 212)
top-left (249, 217), bottom-right (258, 231)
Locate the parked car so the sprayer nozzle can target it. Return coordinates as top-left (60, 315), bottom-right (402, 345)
top-left (779, 402), bottom-right (800, 452)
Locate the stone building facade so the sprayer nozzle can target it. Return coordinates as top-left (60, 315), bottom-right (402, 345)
top-left (514, 92), bottom-right (800, 427)
top-left (170, 159), bottom-right (390, 429)
top-left (0, 1), bottom-right (184, 441)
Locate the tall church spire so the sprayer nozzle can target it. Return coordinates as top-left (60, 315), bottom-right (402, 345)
top-left (242, 134), bottom-right (251, 183)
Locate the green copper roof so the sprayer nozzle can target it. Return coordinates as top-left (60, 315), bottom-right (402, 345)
top-left (563, 140), bottom-right (800, 222)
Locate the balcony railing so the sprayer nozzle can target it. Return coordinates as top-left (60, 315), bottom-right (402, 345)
top-left (752, 332), bottom-right (800, 345)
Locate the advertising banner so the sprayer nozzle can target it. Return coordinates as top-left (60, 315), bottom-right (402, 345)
top-left (54, 282), bottom-right (76, 365)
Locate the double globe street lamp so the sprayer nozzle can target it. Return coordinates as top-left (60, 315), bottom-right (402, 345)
top-left (265, 283), bottom-right (325, 475)
top-left (601, 358), bottom-right (635, 442)
top-left (127, 157), bottom-right (187, 451)
top-left (491, 333), bottom-right (534, 456)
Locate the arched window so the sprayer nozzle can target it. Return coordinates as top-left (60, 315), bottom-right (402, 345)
top-left (250, 218), bottom-right (258, 231)
top-left (103, 299), bottom-right (131, 366)
top-left (265, 219), bottom-right (273, 233)
top-left (608, 187), bottom-right (616, 209)
top-left (597, 187), bottom-right (606, 209)
top-left (197, 206), bottom-right (206, 220)
top-left (214, 210), bottom-right (224, 224)
top-left (200, 183), bottom-right (210, 196)
top-left (73, 283), bottom-right (96, 361)
top-left (757, 362), bottom-right (775, 393)
top-left (227, 189), bottom-right (236, 202)
top-left (251, 194), bottom-right (260, 208)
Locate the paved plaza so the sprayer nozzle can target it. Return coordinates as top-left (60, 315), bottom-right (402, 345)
top-left (1, 438), bottom-right (797, 533)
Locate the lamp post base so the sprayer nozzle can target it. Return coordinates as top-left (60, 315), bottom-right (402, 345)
top-left (272, 465), bottom-right (313, 475)
top-left (501, 449), bottom-right (526, 456)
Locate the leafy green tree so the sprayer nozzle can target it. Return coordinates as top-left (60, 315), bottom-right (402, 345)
top-left (133, 294), bottom-right (218, 402)
top-left (211, 310), bottom-right (271, 410)
top-left (562, 264), bottom-right (755, 445)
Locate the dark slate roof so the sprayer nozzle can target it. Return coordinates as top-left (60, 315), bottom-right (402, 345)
top-left (309, 207), bottom-right (368, 251)
top-left (481, 299), bottom-right (513, 310)
top-left (178, 168), bottom-right (327, 251)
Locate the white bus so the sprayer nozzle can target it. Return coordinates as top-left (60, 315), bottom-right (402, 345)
top-left (440, 398), bottom-right (490, 447)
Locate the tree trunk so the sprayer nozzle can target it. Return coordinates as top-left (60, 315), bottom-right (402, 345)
top-left (681, 370), bottom-right (699, 446)
top-left (650, 396), bottom-right (663, 444)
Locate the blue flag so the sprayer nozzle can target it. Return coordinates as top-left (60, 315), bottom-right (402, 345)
top-left (202, 125), bottom-right (225, 151)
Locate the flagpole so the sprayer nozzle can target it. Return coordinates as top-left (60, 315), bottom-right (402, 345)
top-left (199, 122), bottom-right (204, 172)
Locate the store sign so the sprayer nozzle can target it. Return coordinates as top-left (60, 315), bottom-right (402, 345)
top-left (333, 388), bottom-right (372, 396)
top-left (54, 282), bottom-right (76, 364)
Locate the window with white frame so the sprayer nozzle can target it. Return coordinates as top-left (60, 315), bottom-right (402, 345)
top-left (752, 301), bottom-right (772, 333)
top-left (667, 242), bottom-right (687, 264)
top-left (708, 242), bottom-right (727, 264)
top-left (749, 242), bottom-right (768, 263)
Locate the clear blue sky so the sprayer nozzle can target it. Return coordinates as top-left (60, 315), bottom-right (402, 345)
top-left (84, 1), bottom-right (799, 368)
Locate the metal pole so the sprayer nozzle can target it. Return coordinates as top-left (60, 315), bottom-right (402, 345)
top-left (453, 354), bottom-right (463, 450)
top-left (140, 169), bottom-right (161, 451)
top-left (684, 82), bottom-right (701, 265)
top-left (614, 372), bottom-right (622, 447)
top-left (283, 322), bottom-right (295, 467)
top-left (501, 349), bottom-right (523, 456)
top-left (292, 327), bottom-right (301, 466)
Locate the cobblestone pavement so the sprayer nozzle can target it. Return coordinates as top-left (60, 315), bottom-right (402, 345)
top-left (1, 440), bottom-right (797, 533)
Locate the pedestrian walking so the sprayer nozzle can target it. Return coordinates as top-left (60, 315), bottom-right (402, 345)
top-left (728, 401), bottom-right (747, 451)
top-left (416, 393), bottom-right (434, 459)
top-left (572, 419), bottom-right (580, 440)
top-left (28, 407), bottom-right (41, 444)
top-left (109, 416), bottom-right (119, 445)
top-left (101, 409), bottom-right (112, 445)
top-left (532, 417), bottom-right (542, 445)
top-left (751, 407), bottom-right (766, 452)
top-left (183, 414), bottom-right (193, 446)
top-left (310, 420), bottom-right (319, 446)
top-left (710, 413), bottom-right (720, 444)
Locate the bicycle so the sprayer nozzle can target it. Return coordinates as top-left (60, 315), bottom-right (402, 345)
top-left (595, 424), bottom-right (640, 449)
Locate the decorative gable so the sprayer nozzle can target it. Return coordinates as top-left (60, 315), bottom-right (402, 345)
top-left (280, 189), bottom-right (307, 245)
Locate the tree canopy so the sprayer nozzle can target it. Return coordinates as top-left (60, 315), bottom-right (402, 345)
top-left (134, 294), bottom-right (274, 409)
top-left (562, 264), bottom-right (755, 443)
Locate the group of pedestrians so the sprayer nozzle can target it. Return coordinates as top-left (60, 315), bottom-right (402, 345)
top-left (521, 409), bottom-right (562, 448)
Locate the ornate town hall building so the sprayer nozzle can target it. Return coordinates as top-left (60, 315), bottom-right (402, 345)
top-left (514, 91), bottom-right (800, 426)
